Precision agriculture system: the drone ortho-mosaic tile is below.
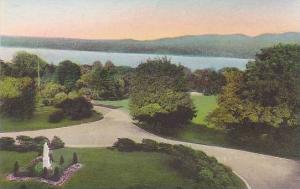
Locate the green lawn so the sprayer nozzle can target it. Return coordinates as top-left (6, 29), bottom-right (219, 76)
top-left (191, 95), bottom-right (217, 126)
top-left (0, 148), bottom-right (197, 189)
top-left (94, 99), bottom-right (130, 112)
top-left (175, 95), bottom-right (229, 146)
top-left (176, 123), bottom-right (228, 147)
top-left (0, 106), bottom-right (103, 132)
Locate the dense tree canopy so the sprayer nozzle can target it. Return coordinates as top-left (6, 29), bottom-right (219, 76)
top-left (208, 44), bottom-right (300, 128)
top-left (130, 58), bottom-right (195, 133)
top-left (54, 60), bottom-right (81, 91)
top-left (0, 77), bottom-right (36, 118)
top-left (79, 61), bottom-right (132, 100)
top-left (244, 44), bottom-right (300, 113)
top-left (189, 69), bottom-right (225, 95)
top-left (11, 51), bottom-right (47, 78)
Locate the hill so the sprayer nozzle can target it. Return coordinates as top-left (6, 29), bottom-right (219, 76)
top-left (1, 32), bottom-right (300, 58)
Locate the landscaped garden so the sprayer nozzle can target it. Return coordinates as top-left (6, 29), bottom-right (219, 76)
top-left (0, 149), bottom-right (194, 189)
top-left (0, 137), bottom-right (246, 189)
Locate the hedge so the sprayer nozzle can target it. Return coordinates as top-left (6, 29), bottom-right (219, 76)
top-left (0, 136), bottom-right (64, 152)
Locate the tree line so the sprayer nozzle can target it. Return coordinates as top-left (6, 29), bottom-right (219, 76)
top-left (1, 44), bottom-right (299, 137)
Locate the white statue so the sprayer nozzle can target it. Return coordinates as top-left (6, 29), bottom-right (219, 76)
top-left (42, 142), bottom-right (51, 169)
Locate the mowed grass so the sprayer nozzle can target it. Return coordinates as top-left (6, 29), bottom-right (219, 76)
top-left (0, 106), bottom-right (103, 132)
top-left (191, 95), bottom-right (217, 126)
top-left (176, 95), bottom-right (229, 147)
top-left (0, 148), bottom-right (196, 189)
top-left (94, 99), bottom-right (130, 112)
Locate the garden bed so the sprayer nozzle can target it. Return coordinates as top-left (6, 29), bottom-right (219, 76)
top-left (7, 163), bottom-right (82, 186)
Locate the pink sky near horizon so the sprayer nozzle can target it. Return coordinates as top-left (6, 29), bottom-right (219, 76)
top-left (1, 0), bottom-right (300, 40)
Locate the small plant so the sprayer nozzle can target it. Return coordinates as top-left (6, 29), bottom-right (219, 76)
top-left (52, 166), bottom-right (60, 181)
top-left (113, 138), bottom-right (138, 152)
top-left (72, 152), bottom-right (78, 164)
top-left (33, 162), bottom-right (43, 176)
top-left (50, 136), bottom-right (65, 149)
top-left (19, 184), bottom-right (27, 189)
top-left (0, 137), bottom-right (15, 150)
top-left (42, 167), bottom-right (48, 178)
top-left (49, 153), bottom-right (54, 162)
top-left (13, 161), bottom-right (19, 176)
top-left (60, 155), bottom-right (65, 165)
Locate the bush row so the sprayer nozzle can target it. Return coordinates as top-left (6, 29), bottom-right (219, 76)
top-left (0, 136), bottom-right (64, 152)
top-left (113, 138), bottom-right (245, 189)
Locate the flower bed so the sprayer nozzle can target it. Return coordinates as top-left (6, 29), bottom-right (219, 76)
top-left (7, 163), bottom-right (82, 186)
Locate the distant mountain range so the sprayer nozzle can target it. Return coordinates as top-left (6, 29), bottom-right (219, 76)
top-left (1, 32), bottom-right (300, 58)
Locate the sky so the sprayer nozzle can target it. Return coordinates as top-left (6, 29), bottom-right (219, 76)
top-left (0, 0), bottom-right (300, 40)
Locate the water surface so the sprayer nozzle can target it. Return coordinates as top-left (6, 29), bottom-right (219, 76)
top-left (0, 46), bottom-right (250, 70)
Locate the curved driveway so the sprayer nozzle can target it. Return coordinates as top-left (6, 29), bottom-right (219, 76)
top-left (1, 106), bottom-right (300, 189)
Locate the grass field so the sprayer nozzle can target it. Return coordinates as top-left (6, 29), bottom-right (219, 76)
top-left (175, 95), bottom-right (228, 146)
top-left (0, 106), bottom-right (103, 132)
top-left (191, 95), bottom-right (217, 126)
top-left (94, 99), bottom-right (130, 112)
top-left (0, 148), bottom-right (196, 189)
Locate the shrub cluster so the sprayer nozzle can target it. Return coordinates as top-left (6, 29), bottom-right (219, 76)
top-left (0, 136), bottom-right (64, 152)
top-left (55, 96), bottom-right (93, 120)
top-left (113, 138), bottom-right (245, 189)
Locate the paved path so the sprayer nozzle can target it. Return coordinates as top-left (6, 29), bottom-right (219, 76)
top-left (1, 106), bottom-right (300, 189)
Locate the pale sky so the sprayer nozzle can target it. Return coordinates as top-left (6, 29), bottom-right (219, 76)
top-left (0, 0), bottom-right (299, 40)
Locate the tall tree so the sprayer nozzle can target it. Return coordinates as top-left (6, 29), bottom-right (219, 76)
top-left (191, 69), bottom-right (225, 95)
top-left (0, 77), bottom-right (36, 118)
top-left (11, 51), bottom-right (47, 78)
top-left (130, 58), bottom-right (195, 134)
top-left (81, 61), bottom-right (128, 100)
top-left (208, 44), bottom-right (300, 128)
top-left (54, 60), bottom-right (81, 91)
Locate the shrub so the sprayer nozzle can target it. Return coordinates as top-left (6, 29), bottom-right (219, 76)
top-left (16, 135), bottom-right (32, 145)
top-left (56, 97), bottom-right (93, 120)
top-left (141, 139), bottom-right (158, 152)
top-left (48, 110), bottom-right (65, 123)
top-left (33, 136), bottom-right (49, 145)
top-left (68, 91), bottom-right (80, 99)
top-left (50, 136), bottom-right (65, 149)
top-left (41, 83), bottom-right (66, 102)
top-left (13, 161), bottom-right (19, 176)
top-left (73, 152), bottom-right (78, 164)
top-left (49, 153), bottom-right (54, 162)
top-left (113, 138), bottom-right (139, 152)
top-left (42, 167), bottom-right (48, 178)
top-left (0, 137), bottom-right (15, 150)
top-left (33, 162), bottom-right (43, 176)
top-left (158, 142), bottom-right (174, 154)
top-left (15, 135), bottom-right (36, 152)
top-left (60, 155), bottom-right (65, 165)
top-left (52, 166), bottom-right (61, 181)
top-left (0, 136), bottom-right (64, 152)
top-left (53, 92), bottom-right (68, 105)
top-left (33, 136), bottom-right (50, 151)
